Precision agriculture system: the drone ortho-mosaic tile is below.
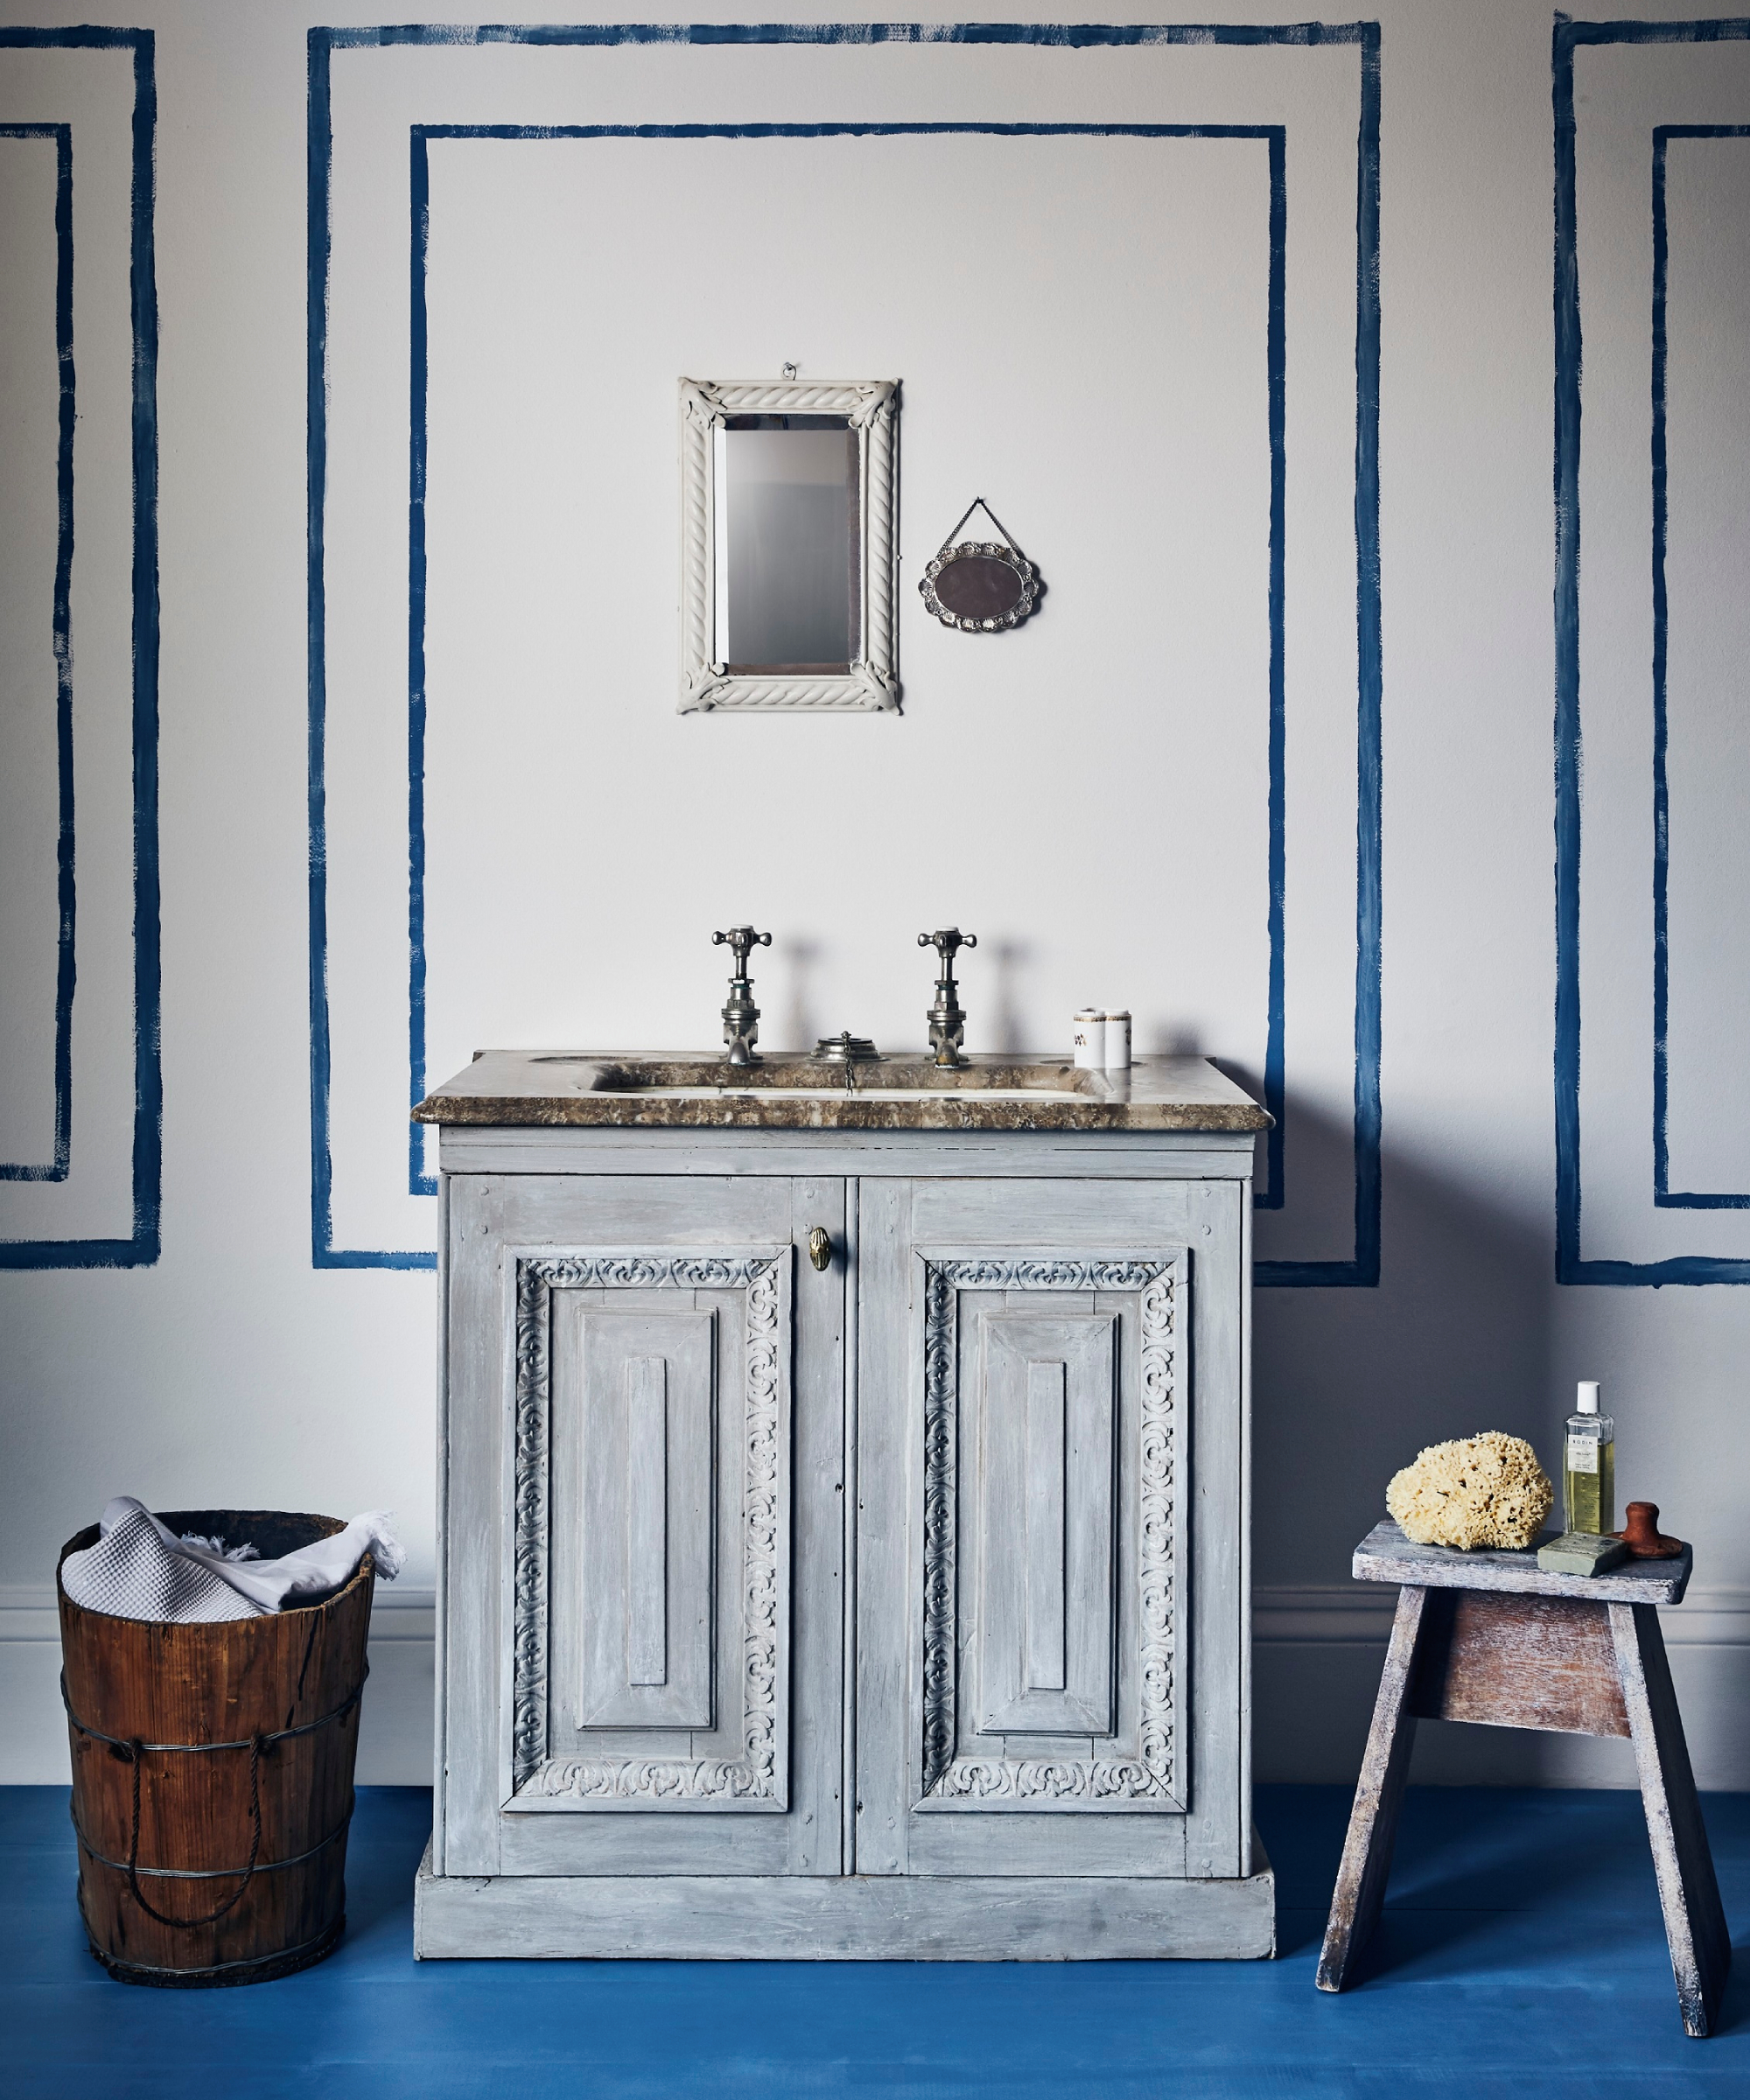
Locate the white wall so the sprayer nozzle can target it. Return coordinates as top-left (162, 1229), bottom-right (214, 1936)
top-left (3, 0), bottom-right (1748, 1790)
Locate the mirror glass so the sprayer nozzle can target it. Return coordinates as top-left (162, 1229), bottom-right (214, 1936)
top-left (715, 416), bottom-right (859, 670)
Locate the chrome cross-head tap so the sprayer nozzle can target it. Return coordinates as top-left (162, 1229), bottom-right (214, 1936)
top-left (919, 928), bottom-right (977, 1067)
top-left (713, 926), bottom-right (771, 1066)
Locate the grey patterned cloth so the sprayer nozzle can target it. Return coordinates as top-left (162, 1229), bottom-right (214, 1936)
top-left (60, 1497), bottom-right (403, 1623)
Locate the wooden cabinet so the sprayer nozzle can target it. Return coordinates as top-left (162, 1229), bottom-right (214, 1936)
top-left (416, 1078), bottom-right (1273, 1959)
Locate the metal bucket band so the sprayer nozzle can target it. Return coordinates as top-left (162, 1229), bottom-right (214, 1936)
top-left (71, 1793), bottom-right (354, 1880)
top-left (60, 1666), bottom-right (368, 1754)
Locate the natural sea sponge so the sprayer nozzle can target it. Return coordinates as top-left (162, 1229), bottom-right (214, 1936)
top-left (1385, 1432), bottom-right (1554, 1550)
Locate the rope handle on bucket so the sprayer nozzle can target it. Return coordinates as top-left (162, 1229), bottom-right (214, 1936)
top-left (122, 1731), bottom-right (262, 1928)
top-left (60, 1670), bottom-right (367, 1931)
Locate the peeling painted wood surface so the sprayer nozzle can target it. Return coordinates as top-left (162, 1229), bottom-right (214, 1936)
top-left (1354, 1518), bottom-right (1691, 1606)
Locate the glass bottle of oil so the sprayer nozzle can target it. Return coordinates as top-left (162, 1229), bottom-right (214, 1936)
top-left (1564, 1380), bottom-right (1615, 1536)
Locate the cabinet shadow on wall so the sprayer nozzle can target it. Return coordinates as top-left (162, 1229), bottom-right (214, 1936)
top-left (1242, 1087), bottom-right (1660, 1794)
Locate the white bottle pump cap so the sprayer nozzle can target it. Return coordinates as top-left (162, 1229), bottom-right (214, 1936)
top-left (1576, 1380), bottom-right (1601, 1414)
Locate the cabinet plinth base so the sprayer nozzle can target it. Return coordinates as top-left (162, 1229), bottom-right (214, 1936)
top-left (413, 1839), bottom-right (1276, 1961)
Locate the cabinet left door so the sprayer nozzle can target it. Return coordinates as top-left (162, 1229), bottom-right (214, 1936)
top-left (438, 1170), bottom-right (846, 1879)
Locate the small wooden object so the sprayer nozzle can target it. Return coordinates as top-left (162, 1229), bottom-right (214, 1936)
top-left (58, 1510), bottom-right (374, 1987)
top-left (1317, 1518), bottom-right (1728, 2037)
top-left (1620, 1501), bottom-right (1685, 1558)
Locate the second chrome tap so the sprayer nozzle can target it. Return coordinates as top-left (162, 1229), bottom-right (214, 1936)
top-left (919, 928), bottom-right (977, 1067)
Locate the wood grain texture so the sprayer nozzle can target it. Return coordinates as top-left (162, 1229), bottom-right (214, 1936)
top-left (1023, 1359), bottom-right (1070, 1699)
top-left (1316, 1585), bottom-right (1427, 1993)
top-left (1354, 1519), bottom-right (1691, 1606)
top-left (1409, 1591), bottom-right (1630, 1738)
top-left (415, 1842), bottom-right (1277, 1961)
top-left (1611, 1603), bottom-right (1732, 2037)
top-left (58, 1512), bottom-right (372, 1984)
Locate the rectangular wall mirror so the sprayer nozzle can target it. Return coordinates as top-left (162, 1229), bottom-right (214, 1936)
top-left (679, 379), bottom-right (898, 713)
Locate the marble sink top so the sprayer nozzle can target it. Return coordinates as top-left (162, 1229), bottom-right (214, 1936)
top-left (413, 1051), bottom-right (1271, 1134)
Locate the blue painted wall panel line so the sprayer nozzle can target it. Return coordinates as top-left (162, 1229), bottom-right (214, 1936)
top-left (1553, 15), bottom-right (1750, 1283)
top-left (0, 31), bottom-right (159, 1270)
top-left (1260, 124), bottom-right (1289, 1221)
top-left (0, 125), bottom-right (75, 1186)
top-left (1255, 20), bottom-right (1382, 1289)
top-left (328, 21), bottom-right (1378, 52)
top-left (307, 28), bottom-right (430, 1270)
top-left (1649, 124), bottom-right (1750, 1212)
top-left (310, 22), bottom-right (1382, 1283)
top-left (407, 124), bottom-right (434, 1200)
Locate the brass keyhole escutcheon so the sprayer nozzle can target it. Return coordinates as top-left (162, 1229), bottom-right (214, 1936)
top-left (808, 1226), bottom-right (832, 1272)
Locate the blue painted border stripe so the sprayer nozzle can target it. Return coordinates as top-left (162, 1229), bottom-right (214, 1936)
top-left (408, 124), bottom-right (434, 1199)
top-left (1553, 11), bottom-right (1750, 1284)
top-left (312, 22), bottom-right (1382, 1283)
top-left (1649, 123), bottom-right (1750, 1211)
top-left (420, 118), bottom-right (1277, 134)
top-left (1256, 15), bottom-right (1382, 1287)
top-left (0, 29), bottom-right (160, 1269)
top-left (1260, 124), bottom-right (1288, 1217)
top-left (126, 28), bottom-right (163, 1271)
top-left (0, 123), bottom-right (75, 1186)
top-left (308, 21), bottom-right (335, 1264)
top-left (309, 31), bottom-right (430, 1269)
top-left (330, 21), bottom-right (1375, 51)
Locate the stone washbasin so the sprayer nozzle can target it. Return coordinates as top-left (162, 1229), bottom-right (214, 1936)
top-left (412, 1051), bottom-right (1272, 1135)
top-left (571, 1055), bottom-right (1097, 1102)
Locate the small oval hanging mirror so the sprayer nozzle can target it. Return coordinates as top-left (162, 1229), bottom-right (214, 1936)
top-left (919, 500), bottom-right (1040, 632)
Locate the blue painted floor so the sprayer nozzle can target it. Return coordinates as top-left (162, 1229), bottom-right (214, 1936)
top-left (6, 1783), bottom-right (1750, 2096)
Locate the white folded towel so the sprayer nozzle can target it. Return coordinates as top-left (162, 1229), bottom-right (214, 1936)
top-left (60, 1497), bottom-right (402, 1623)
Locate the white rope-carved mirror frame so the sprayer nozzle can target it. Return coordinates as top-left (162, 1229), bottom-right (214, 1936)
top-left (677, 379), bottom-right (900, 713)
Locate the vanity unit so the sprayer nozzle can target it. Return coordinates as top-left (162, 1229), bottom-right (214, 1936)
top-left (412, 1049), bottom-right (1274, 1959)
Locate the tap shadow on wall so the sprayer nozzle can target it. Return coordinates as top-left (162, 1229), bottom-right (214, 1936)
top-left (983, 939), bottom-right (1032, 1055)
top-left (774, 937), bottom-right (822, 1051)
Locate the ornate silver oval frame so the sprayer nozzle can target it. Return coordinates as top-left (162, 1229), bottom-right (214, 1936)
top-left (678, 378), bottom-right (900, 714)
top-left (919, 540), bottom-right (1040, 632)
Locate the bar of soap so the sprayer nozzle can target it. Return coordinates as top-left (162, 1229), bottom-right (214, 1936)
top-left (1536, 1531), bottom-right (1630, 1577)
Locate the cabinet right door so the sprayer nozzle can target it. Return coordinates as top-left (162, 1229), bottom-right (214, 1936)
top-left (853, 1172), bottom-right (1250, 1880)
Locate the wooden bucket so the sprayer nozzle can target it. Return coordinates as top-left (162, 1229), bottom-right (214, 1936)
top-left (57, 1509), bottom-right (374, 1987)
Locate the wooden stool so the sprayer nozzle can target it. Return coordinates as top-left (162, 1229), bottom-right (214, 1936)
top-left (1316, 1519), bottom-right (1729, 2036)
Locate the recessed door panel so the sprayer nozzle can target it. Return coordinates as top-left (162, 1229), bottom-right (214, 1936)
top-left (976, 1313), bottom-right (1116, 1738)
top-left (570, 1311), bottom-right (714, 1730)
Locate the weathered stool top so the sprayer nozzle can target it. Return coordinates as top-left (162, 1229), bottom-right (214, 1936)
top-left (1353, 1517), bottom-right (1692, 1606)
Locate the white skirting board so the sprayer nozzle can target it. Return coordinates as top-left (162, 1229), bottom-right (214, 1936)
top-left (413, 1839), bottom-right (1278, 1961)
top-left (0, 1584), bottom-right (438, 1785)
top-left (4, 1586), bottom-right (1747, 1788)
